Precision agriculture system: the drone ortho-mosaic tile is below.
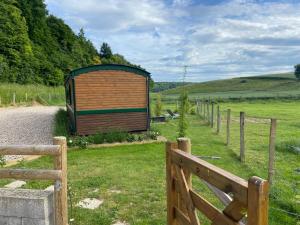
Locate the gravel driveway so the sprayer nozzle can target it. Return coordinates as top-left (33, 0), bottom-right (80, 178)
top-left (0, 106), bottom-right (60, 161)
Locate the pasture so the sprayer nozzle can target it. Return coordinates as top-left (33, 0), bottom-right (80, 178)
top-left (0, 100), bottom-right (299, 225)
top-left (159, 72), bottom-right (300, 101)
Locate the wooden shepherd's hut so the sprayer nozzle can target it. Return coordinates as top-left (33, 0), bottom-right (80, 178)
top-left (65, 64), bottom-right (151, 135)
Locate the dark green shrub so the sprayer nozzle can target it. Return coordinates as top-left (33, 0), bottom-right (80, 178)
top-left (71, 136), bottom-right (88, 149)
top-left (104, 130), bottom-right (128, 143)
top-left (92, 133), bottom-right (105, 144)
top-left (126, 133), bottom-right (135, 142)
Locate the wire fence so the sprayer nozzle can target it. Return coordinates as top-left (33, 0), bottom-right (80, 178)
top-left (194, 100), bottom-right (299, 222)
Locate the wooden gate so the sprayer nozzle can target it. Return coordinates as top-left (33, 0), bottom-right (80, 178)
top-left (166, 138), bottom-right (269, 225)
top-left (0, 137), bottom-right (68, 225)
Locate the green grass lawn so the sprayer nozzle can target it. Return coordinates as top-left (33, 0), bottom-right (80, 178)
top-left (1, 100), bottom-right (299, 225)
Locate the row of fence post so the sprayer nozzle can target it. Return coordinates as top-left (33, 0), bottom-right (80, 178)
top-left (0, 93), bottom-right (56, 106)
top-left (196, 100), bottom-right (277, 185)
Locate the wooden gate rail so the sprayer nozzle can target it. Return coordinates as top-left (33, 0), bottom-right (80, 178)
top-left (0, 137), bottom-right (68, 225)
top-left (166, 138), bottom-right (269, 225)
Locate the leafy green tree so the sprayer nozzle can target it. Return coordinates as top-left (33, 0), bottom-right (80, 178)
top-left (155, 94), bottom-right (163, 116)
top-left (100, 42), bottom-right (113, 59)
top-left (295, 64), bottom-right (300, 80)
top-left (0, 0), bottom-right (147, 86)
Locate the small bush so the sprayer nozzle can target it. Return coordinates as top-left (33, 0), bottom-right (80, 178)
top-left (91, 132), bottom-right (105, 144)
top-left (190, 108), bottom-right (196, 115)
top-left (68, 128), bottom-right (159, 147)
top-left (126, 133), bottom-right (136, 142)
top-left (70, 136), bottom-right (89, 149)
top-left (104, 130), bottom-right (128, 143)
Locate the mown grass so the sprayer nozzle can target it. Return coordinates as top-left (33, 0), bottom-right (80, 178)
top-left (1, 100), bottom-right (299, 225)
top-left (0, 83), bottom-right (65, 106)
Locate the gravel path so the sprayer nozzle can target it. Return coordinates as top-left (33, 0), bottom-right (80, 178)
top-left (0, 106), bottom-right (60, 161)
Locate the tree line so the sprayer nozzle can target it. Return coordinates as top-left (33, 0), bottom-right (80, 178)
top-left (0, 0), bottom-right (143, 86)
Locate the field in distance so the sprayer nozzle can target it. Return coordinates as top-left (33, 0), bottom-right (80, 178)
top-left (159, 72), bottom-right (300, 100)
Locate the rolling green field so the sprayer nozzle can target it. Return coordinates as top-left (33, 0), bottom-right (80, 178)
top-left (160, 72), bottom-right (300, 100)
top-left (1, 100), bottom-right (299, 225)
top-left (0, 83), bottom-right (65, 106)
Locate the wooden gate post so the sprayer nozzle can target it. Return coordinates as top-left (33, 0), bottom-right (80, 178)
top-left (240, 112), bottom-right (245, 163)
top-left (166, 141), bottom-right (178, 225)
top-left (217, 105), bottom-right (221, 134)
top-left (53, 137), bottom-right (68, 225)
top-left (268, 118), bottom-right (277, 185)
top-left (211, 103), bottom-right (214, 128)
top-left (248, 177), bottom-right (269, 225)
top-left (226, 109), bottom-right (231, 146)
top-left (177, 138), bottom-right (192, 187)
top-left (177, 138), bottom-right (191, 216)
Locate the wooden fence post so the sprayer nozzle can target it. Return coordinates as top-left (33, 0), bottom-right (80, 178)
top-left (199, 100), bottom-right (201, 115)
top-left (207, 101), bottom-right (210, 124)
top-left (226, 109), bottom-right (231, 146)
top-left (53, 137), bottom-right (68, 225)
top-left (248, 177), bottom-right (269, 225)
top-left (166, 141), bottom-right (178, 225)
top-left (268, 119), bottom-right (277, 185)
top-left (203, 102), bottom-right (206, 120)
top-left (12, 93), bottom-right (16, 105)
top-left (25, 93), bottom-right (28, 101)
top-left (240, 112), bottom-right (245, 163)
top-left (217, 105), bottom-right (221, 134)
top-left (211, 103), bottom-right (214, 128)
top-left (196, 100), bottom-right (199, 115)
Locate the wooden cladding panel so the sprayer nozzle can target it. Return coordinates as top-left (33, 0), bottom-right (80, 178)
top-left (75, 71), bottom-right (147, 110)
top-left (77, 112), bottom-right (147, 135)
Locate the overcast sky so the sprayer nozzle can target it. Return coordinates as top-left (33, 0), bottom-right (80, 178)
top-left (45, 0), bottom-right (300, 82)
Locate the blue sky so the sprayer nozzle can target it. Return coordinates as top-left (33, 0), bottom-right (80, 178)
top-left (45, 0), bottom-right (300, 82)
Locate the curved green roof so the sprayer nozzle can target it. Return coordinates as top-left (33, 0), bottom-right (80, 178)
top-left (69, 64), bottom-right (150, 78)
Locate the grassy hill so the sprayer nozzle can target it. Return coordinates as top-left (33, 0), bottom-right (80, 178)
top-left (161, 72), bottom-right (300, 100)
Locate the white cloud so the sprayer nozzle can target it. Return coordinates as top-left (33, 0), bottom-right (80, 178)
top-left (45, 0), bottom-right (300, 82)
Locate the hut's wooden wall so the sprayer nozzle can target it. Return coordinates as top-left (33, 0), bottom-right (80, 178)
top-left (75, 71), bottom-right (147, 110)
top-left (74, 70), bottom-right (148, 134)
top-left (77, 112), bottom-right (147, 135)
